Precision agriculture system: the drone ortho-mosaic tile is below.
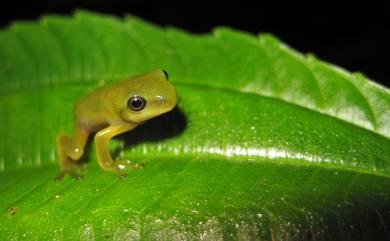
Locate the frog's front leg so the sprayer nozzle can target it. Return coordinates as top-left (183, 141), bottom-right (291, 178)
top-left (94, 124), bottom-right (142, 176)
top-left (56, 127), bottom-right (89, 180)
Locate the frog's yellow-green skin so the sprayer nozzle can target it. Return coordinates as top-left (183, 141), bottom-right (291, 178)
top-left (56, 69), bottom-right (178, 179)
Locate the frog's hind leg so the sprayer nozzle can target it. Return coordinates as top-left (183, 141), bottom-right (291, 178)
top-left (94, 124), bottom-right (142, 177)
top-left (56, 127), bottom-right (89, 181)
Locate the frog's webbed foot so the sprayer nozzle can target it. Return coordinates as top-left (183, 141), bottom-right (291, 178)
top-left (55, 169), bottom-right (82, 181)
top-left (102, 160), bottom-right (144, 178)
top-left (55, 162), bottom-right (86, 181)
top-left (56, 130), bottom-right (89, 181)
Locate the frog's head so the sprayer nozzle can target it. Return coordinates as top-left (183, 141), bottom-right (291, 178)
top-left (118, 69), bottom-right (178, 124)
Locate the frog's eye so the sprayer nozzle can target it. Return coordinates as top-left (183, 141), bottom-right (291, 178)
top-left (127, 96), bottom-right (147, 111)
top-left (162, 69), bottom-right (169, 79)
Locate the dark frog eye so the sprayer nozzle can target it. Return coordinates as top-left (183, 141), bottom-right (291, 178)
top-left (162, 69), bottom-right (169, 79)
top-left (127, 95), bottom-right (147, 111)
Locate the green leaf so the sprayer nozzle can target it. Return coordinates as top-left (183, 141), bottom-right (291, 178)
top-left (0, 10), bottom-right (389, 240)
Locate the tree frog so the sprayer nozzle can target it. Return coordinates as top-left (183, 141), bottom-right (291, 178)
top-left (56, 69), bottom-right (178, 180)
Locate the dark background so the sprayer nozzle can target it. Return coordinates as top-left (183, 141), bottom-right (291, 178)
top-left (0, 0), bottom-right (389, 87)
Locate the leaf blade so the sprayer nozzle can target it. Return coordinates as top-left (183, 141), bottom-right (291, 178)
top-left (0, 10), bottom-right (389, 240)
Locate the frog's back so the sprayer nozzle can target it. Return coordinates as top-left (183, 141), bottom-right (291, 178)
top-left (74, 83), bottom-right (123, 131)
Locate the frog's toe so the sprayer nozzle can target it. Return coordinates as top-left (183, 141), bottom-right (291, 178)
top-left (55, 170), bottom-right (83, 181)
top-left (115, 160), bottom-right (132, 171)
top-left (55, 165), bottom-right (84, 181)
top-left (107, 160), bottom-right (144, 177)
top-left (118, 172), bottom-right (128, 179)
top-left (116, 160), bottom-right (144, 171)
top-left (55, 172), bottom-right (65, 181)
top-left (55, 170), bottom-right (83, 182)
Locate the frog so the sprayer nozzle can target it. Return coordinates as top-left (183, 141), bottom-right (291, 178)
top-left (56, 69), bottom-right (178, 180)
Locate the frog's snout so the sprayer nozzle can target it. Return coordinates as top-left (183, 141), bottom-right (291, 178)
top-left (156, 93), bottom-right (177, 112)
top-left (170, 86), bottom-right (179, 108)
top-left (163, 83), bottom-right (178, 108)
top-left (156, 95), bottom-right (167, 104)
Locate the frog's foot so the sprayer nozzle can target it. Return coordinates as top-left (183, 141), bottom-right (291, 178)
top-left (55, 163), bottom-right (86, 181)
top-left (104, 160), bottom-right (144, 178)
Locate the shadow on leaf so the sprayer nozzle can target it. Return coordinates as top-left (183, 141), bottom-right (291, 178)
top-left (116, 106), bottom-right (187, 152)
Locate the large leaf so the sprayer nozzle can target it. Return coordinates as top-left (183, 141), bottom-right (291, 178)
top-left (0, 10), bottom-right (389, 240)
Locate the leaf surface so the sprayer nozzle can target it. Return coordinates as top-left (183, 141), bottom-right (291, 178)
top-left (0, 11), bottom-right (389, 240)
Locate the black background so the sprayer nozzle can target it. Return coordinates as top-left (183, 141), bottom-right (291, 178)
top-left (0, 0), bottom-right (389, 87)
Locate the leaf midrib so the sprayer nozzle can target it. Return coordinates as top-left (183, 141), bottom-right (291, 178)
top-left (1, 150), bottom-right (389, 179)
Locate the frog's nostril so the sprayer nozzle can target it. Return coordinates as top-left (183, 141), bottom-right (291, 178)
top-left (156, 95), bottom-right (167, 104)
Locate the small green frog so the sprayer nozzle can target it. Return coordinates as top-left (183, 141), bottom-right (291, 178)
top-left (56, 69), bottom-right (177, 180)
